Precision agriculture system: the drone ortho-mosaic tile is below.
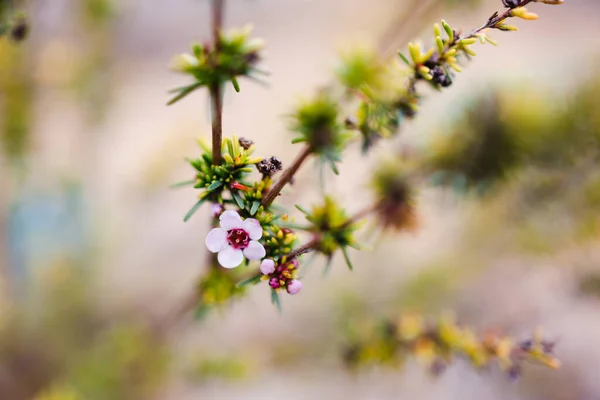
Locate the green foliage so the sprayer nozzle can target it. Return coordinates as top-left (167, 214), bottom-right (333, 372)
top-left (262, 223), bottom-right (298, 260)
top-left (344, 313), bottom-right (560, 379)
top-left (0, 39), bottom-right (32, 162)
top-left (83, 0), bottom-right (115, 25)
top-left (196, 267), bottom-right (248, 315)
top-left (190, 357), bottom-right (249, 381)
top-left (0, 263), bottom-right (170, 400)
top-left (0, 2), bottom-right (29, 42)
top-left (290, 93), bottom-right (352, 174)
top-left (65, 325), bottom-right (169, 400)
top-left (169, 25), bottom-right (264, 104)
top-left (372, 161), bottom-right (418, 231)
top-left (183, 136), bottom-right (262, 221)
top-left (336, 48), bottom-right (384, 91)
top-left (426, 94), bottom-right (525, 192)
top-left (36, 385), bottom-right (83, 400)
top-left (297, 197), bottom-right (360, 270)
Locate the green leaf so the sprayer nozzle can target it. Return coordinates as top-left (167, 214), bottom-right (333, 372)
top-left (246, 74), bottom-right (270, 87)
top-left (231, 77), bottom-right (241, 92)
top-left (250, 201), bottom-right (260, 216)
top-left (329, 159), bottom-right (340, 175)
top-left (207, 181), bottom-right (223, 191)
top-left (194, 304), bottom-right (211, 321)
top-left (167, 82), bottom-right (204, 105)
top-left (271, 290), bottom-right (282, 314)
top-left (398, 52), bottom-right (411, 66)
top-left (236, 274), bottom-right (262, 288)
top-left (291, 137), bottom-right (306, 144)
top-left (232, 192), bottom-right (245, 209)
top-left (170, 179), bottom-right (196, 188)
top-left (341, 247), bottom-right (354, 271)
top-left (226, 137), bottom-right (234, 158)
top-left (295, 204), bottom-right (310, 215)
top-left (184, 198), bottom-right (206, 222)
top-left (441, 20), bottom-right (454, 42)
top-left (277, 223), bottom-right (311, 231)
top-left (347, 241), bottom-right (361, 250)
top-left (322, 255), bottom-right (334, 277)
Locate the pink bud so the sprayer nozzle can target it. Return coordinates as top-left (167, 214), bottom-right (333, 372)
top-left (269, 277), bottom-right (280, 289)
top-left (211, 203), bottom-right (224, 218)
top-left (260, 259), bottom-right (276, 275)
top-left (287, 279), bottom-right (302, 295)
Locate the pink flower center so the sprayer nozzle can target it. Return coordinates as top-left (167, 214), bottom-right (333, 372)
top-left (227, 228), bottom-right (250, 249)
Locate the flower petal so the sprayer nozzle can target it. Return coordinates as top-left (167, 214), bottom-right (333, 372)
top-left (243, 241), bottom-right (266, 260)
top-left (242, 218), bottom-right (263, 240)
top-left (217, 246), bottom-right (244, 268)
top-left (260, 259), bottom-right (276, 275)
top-left (287, 279), bottom-right (302, 295)
top-left (205, 228), bottom-right (228, 253)
top-left (220, 210), bottom-right (243, 231)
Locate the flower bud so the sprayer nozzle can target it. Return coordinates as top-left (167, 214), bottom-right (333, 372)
top-left (287, 279), bottom-right (302, 295)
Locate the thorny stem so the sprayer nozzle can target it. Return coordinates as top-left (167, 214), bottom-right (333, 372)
top-left (261, 145), bottom-right (312, 208)
top-left (210, 0), bottom-right (225, 165)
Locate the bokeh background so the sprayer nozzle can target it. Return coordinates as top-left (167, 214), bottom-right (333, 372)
top-left (1, 0), bottom-right (600, 399)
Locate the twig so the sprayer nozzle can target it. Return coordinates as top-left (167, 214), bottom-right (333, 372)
top-left (284, 239), bottom-right (319, 261)
top-left (340, 203), bottom-right (380, 230)
top-left (210, 0), bottom-right (225, 165)
top-left (261, 145), bottom-right (312, 208)
top-left (155, 0), bottom-right (228, 337)
top-left (466, 0), bottom-right (536, 39)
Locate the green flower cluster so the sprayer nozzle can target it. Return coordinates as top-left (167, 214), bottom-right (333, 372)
top-left (262, 223), bottom-right (297, 260)
top-left (297, 197), bottom-right (361, 271)
top-left (372, 161), bottom-right (418, 231)
top-left (183, 136), bottom-right (262, 221)
top-left (168, 25), bottom-right (264, 105)
top-left (195, 267), bottom-right (248, 317)
top-left (0, 3), bottom-right (28, 42)
top-left (169, 0), bottom-right (566, 321)
top-left (344, 313), bottom-right (560, 379)
top-left (290, 93), bottom-right (353, 174)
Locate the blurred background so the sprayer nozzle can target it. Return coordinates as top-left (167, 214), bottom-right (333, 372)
top-left (1, 0), bottom-right (600, 399)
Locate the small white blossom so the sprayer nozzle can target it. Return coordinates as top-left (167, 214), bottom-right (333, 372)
top-left (205, 210), bottom-right (266, 268)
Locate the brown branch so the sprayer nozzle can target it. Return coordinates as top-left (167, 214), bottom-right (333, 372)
top-left (210, 0), bottom-right (225, 165)
top-left (466, 0), bottom-right (536, 39)
top-left (261, 145), bottom-right (312, 208)
top-left (340, 203), bottom-right (380, 230)
top-left (284, 239), bottom-right (319, 261)
top-left (210, 85), bottom-right (223, 166)
top-left (154, 0), bottom-right (229, 338)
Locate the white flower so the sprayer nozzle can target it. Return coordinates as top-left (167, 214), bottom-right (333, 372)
top-left (205, 210), bottom-right (266, 268)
